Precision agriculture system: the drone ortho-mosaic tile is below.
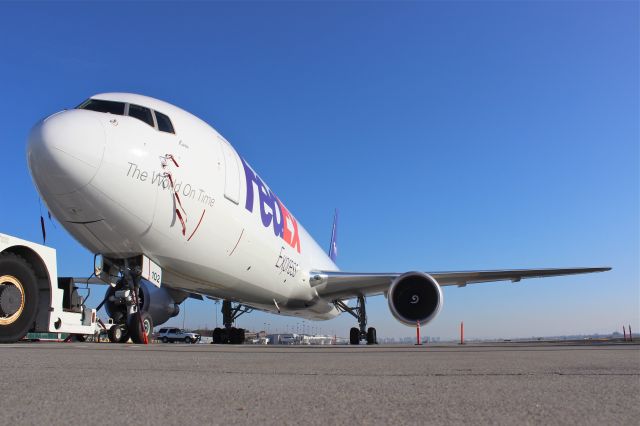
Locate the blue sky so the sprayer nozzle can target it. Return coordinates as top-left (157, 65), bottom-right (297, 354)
top-left (1, 1), bottom-right (637, 339)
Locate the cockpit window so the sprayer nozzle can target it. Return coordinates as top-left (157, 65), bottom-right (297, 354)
top-left (154, 111), bottom-right (175, 134)
top-left (128, 104), bottom-right (155, 127)
top-left (77, 98), bottom-right (176, 134)
top-left (77, 99), bottom-right (125, 115)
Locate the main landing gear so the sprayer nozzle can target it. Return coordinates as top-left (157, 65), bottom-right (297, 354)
top-left (211, 300), bottom-right (252, 344)
top-left (336, 295), bottom-right (377, 345)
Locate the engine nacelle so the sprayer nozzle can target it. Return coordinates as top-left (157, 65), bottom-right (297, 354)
top-left (388, 272), bottom-right (443, 326)
top-left (105, 279), bottom-right (181, 326)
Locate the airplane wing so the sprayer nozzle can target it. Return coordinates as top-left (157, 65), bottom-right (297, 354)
top-left (309, 267), bottom-right (611, 300)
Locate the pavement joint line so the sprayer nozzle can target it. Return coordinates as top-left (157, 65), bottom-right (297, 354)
top-left (2, 344), bottom-right (639, 353)
top-left (0, 365), bottom-right (636, 378)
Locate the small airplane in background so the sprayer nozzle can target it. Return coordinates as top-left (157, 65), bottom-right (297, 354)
top-left (2, 93), bottom-right (608, 345)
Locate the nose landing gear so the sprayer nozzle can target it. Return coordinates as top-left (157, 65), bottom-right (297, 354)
top-left (103, 260), bottom-right (152, 344)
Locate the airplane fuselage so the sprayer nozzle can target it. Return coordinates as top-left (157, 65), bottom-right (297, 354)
top-left (28, 93), bottom-right (340, 320)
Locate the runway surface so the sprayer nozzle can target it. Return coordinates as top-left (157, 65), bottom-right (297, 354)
top-left (0, 342), bottom-right (638, 425)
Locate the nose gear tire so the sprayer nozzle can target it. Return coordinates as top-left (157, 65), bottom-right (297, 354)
top-left (129, 311), bottom-right (153, 344)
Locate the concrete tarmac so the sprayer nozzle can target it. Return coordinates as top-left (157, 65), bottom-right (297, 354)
top-left (0, 342), bottom-right (638, 425)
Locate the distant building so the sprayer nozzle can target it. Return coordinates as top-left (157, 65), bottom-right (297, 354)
top-left (263, 333), bottom-right (339, 345)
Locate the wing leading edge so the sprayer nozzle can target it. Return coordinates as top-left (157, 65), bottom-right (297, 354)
top-left (309, 267), bottom-right (611, 300)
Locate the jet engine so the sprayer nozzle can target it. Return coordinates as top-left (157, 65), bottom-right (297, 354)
top-left (387, 272), bottom-right (443, 326)
top-left (105, 279), bottom-right (182, 326)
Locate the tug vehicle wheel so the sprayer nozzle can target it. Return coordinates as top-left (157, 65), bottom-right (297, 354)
top-left (108, 324), bottom-right (129, 343)
top-left (0, 253), bottom-right (39, 343)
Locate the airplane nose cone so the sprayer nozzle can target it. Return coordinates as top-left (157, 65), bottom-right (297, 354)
top-left (27, 110), bottom-right (105, 195)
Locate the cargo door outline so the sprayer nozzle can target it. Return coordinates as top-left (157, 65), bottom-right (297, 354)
top-left (220, 137), bottom-right (241, 204)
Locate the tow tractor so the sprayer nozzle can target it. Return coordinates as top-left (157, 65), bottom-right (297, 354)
top-left (0, 232), bottom-right (102, 343)
top-left (1, 232), bottom-right (179, 344)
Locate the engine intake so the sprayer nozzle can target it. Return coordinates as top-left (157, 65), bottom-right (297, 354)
top-left (388, 272), bottom-right (443, 326)
top-left (105, 279), bottom-right (181, 326)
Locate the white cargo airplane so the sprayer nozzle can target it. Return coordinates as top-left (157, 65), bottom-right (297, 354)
top-left (15, 93), bottom-right (608, 344)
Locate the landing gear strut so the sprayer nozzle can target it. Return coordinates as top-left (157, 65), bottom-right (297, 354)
top-left (336, 295), bottom-right (377, 345)
top-left (211, 300), bottom-right (252, 344)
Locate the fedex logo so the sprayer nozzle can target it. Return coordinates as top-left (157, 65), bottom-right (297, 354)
top-left (241, 158), bottom-right (301, 253)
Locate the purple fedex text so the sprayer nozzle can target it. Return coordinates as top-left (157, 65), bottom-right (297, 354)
top-left (241, 158), bottom-right (301, 253)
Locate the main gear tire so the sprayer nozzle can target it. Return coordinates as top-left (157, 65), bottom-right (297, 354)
top-left (232, 328), bottom-right (245, 344)
top-left (349, 327), bottom-right (360, 345)
top-left (366, 327), bottom-right (377, 345)
top-left (212, 327), bottom-right (222, 344)
top-left (229, 328), bottom-right (238, 344)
